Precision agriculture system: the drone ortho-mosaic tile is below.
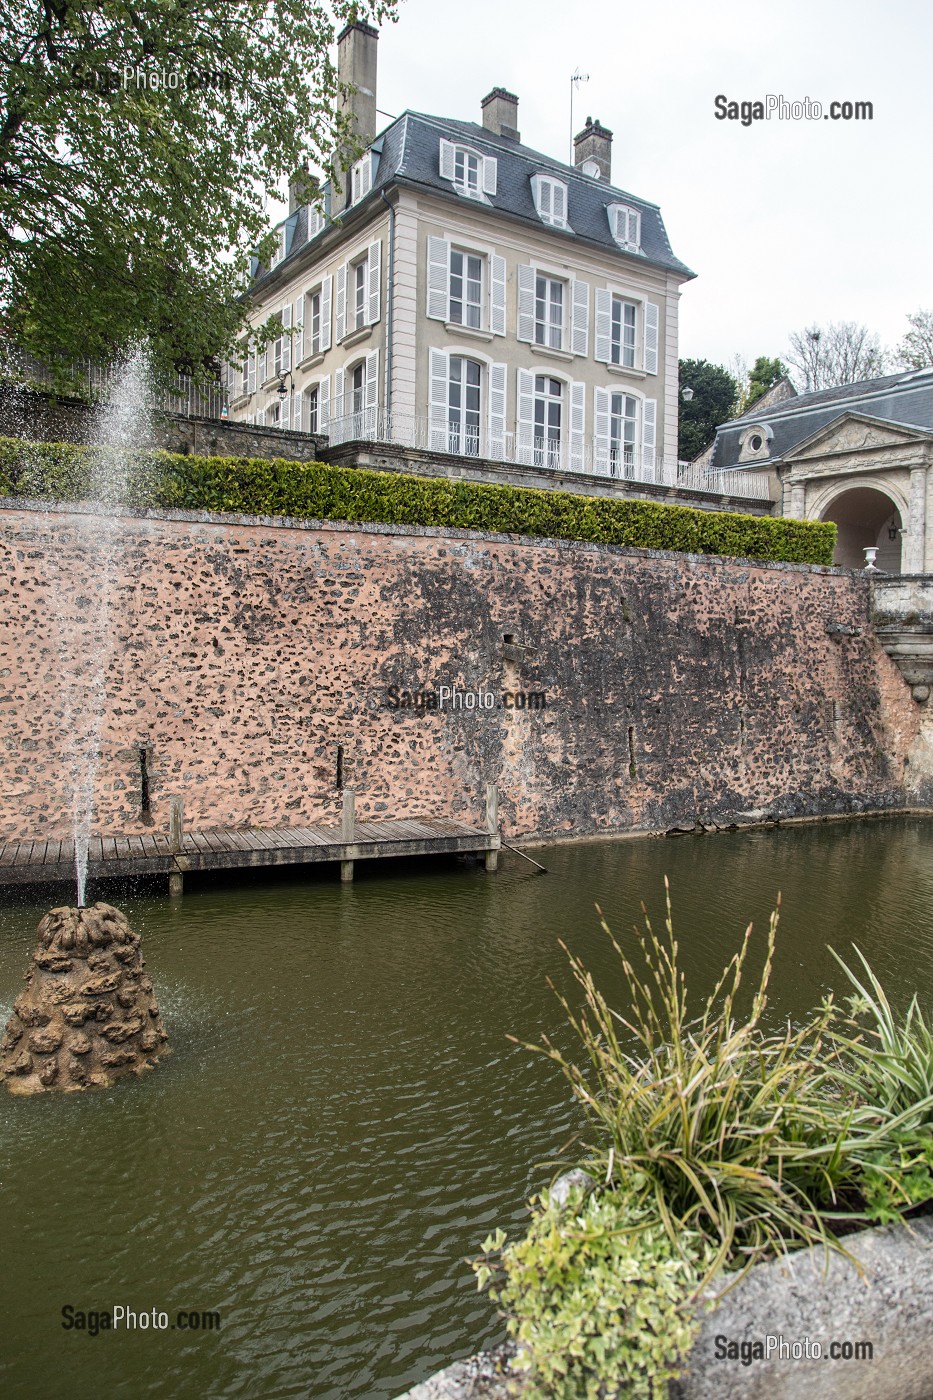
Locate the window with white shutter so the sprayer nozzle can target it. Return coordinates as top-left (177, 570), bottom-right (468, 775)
top-left (247, 350), bottom-right (257, 395)
top-left (367, 240), bottom-right (381, 324)
top-left (644, 302), bottom-right (659, 374)
top-left (307, 206), bottom-right (325, 238)
top-left (449, 249), bottom-right (483, 328)
top-left (307, 288), bottom-right (322, 356)
top-left (571, 280), bottom-right (589, 357)
top-left (594, 289), bottom-right (612, 365)
top-left (333, 366), bottom-right (345, 421)
top-left (350, 152), bottom-right (373, 206)
top-left (319, 374), bottom-right (330, 430)
top-left (439, 140), bottom-right (494, 200)
top-left (532, 175), bottom-right (569, 229)
top-left (488, 362), bottom-right (507, 458)
top-left (607, 203), bottom-right (642, 251)
top-left (427, 236), bottom-right (449, 321)
top-left (516, 264), bottom-right (536, 343)
top-left (491, 255), bottom-right (506, 336)
top-left (594, 386), bottom-right (610, 474)
top-left (320, 276), bottom-right (332, 352)
top-left (642, 397), bottom-right (657, 475)
top-left (335, 263), bottom-right (347, 342)
top-left (569, 381), bottom-right (586, 470)
top-left (293, 294), bottom-right (304, 365)
top-left (429, 348), bottom-right (449, 452)
top-left (258, 347), bottom-right (268, 385)
top-left (535, 276), bottom-right (564, 350)
top-left (516, 367), bottom-right (536, 465)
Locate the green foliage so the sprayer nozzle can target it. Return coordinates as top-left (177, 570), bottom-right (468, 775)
top-left (0, 0), bottom-right (398, 379)
top-left (743, 356), bottom-right (788, 411)
top-left (524, 891), bottom-right (849, 1277)
top-left (475, 1192), bottom-right (715, 1400)
top-left (473, 894), bottom-right (933, 1398)
top-left (677, 358), bottom-right (739, 461)
top-left (0, 436), bottom-right (837, 566)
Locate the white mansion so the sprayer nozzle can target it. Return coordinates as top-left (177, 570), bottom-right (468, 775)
top-left (226, 22), bottom-right (705, 491)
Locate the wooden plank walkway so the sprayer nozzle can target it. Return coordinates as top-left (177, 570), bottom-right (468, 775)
top-left (0, 815), bottom-right (500, 890)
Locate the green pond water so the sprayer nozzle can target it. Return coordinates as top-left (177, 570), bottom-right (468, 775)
top-left (1, 816), bottom-right (932, 1400)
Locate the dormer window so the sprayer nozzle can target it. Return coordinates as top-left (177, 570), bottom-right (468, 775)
top-left (532, 174), bottom-right (568, 229)
top-left (307, 206), bottom-right (326, 238)
top-left (350, 151), bottom-right (374, 206)
top-left (269, 225), bottom-right (287, 268)
top-left (439, 139), bottom-right (497, 200)
top-left (608, 203), bottom-right (641, 252)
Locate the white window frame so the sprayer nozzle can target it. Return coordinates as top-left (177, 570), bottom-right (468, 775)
top-left (594, 385), bottom-right (656, 477)
top-left (269, 225), bottom-right (287, 268)
top-left (611, 297), bottom-right (637, 369)
top-left (535, 274), bottom-right (565, 350)
top-left (335, 241), bottom-right (381, 341)
top-left (608, 390), bottom-right (639, 476)
top-left (427, 236), bottom-right (506, 336)
top-left (607, 203), bottom-right (641, 252)
top-left (350, 151), bottom-right (374, 206)
top-left (449, 248), bottom-right (484, 329)
top-left (532, 174), bottom-right (569, 229)
top-left (439, 139), bottom-right (497, 201)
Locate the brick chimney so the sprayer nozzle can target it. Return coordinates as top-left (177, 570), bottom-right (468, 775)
top-left (481, 87), bottom-right (520, 141)
top-left (337, 21), bottom-right (378, 207)
top-left (574, 116), bottom-right (612, 181)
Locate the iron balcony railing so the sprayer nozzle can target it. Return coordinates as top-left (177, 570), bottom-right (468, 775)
top-left (2, 348), bottom-right (227, 420)
top-left (325, 406), bottom-right (773, 502)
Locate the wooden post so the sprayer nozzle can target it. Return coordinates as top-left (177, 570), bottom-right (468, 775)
top-left (484, 782), bottom-right (499, 872)
top-left (168, 797), bottom-right (185, 895)
top-left (340, 788), bottom-right (355, 882)
top-left (169, 796), bottom-right (184, 852)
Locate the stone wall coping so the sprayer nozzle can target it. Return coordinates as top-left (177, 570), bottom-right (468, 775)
top-left (0, 495), bottom-right (858, 582)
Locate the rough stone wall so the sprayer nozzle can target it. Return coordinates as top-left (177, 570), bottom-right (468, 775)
top-left (0, 502), bottom-right (919, 842)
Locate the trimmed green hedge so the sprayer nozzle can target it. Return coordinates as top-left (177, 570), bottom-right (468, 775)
top-left (0, 436), bottom-right (836, 565)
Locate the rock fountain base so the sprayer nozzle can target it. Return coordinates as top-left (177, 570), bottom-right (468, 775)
top-left (1, 903), bottom-right (169, 1094)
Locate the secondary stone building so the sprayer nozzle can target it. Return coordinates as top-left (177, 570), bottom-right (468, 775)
top-left (709, 368), bottom-right (933, 573)
top-left (225, 22), bottom-right (701, 492)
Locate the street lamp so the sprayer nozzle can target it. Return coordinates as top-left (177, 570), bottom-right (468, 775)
top-left (681, 387), bottom-right (694, 402)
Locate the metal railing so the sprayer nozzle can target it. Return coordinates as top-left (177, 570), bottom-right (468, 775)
top-left (326, 407), bottom-right (773, 501)
top-left (1, 348), bottom-right (227, 420)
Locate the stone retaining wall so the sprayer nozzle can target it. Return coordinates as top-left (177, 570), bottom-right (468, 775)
top-left (0, 500), bottom-right (920, 841)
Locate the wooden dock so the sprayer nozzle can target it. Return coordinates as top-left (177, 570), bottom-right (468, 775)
top-left (0, 789), bottom-right (501, 895)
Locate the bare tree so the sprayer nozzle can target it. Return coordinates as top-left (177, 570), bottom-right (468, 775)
top-left (896, 310), bottom-right (933, 370)
top-left (785, 322), bottom-right (889, 392)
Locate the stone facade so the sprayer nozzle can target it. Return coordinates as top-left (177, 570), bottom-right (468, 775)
top-left (0, 501), bottom-right (921, 844)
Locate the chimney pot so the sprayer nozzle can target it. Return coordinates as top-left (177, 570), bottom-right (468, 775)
top-left (481, 87), bottom-right (520, 141)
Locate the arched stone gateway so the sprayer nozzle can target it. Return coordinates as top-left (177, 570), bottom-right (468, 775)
top-left (814, 484), bottom-right (904, 572)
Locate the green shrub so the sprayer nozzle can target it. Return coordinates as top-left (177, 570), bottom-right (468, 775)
top-left (0, 435), bottom-right (836, 565)
top-left (475, 1191), bottom-right (715, 1400)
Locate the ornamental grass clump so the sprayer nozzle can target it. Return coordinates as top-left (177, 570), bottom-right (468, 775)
top-left (475, 887), bottom-right (933, 1399)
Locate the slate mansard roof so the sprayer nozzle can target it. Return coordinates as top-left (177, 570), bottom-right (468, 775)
top-left (252, 110), bottom-right (695, 292)
top-left (712, 369), bottom-right (933, 470)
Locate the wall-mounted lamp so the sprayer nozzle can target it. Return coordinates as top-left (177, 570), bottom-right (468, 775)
top-left (888, 523), bottom-right (899, 540)
top-left (681, 387), bottom-right (694, 402)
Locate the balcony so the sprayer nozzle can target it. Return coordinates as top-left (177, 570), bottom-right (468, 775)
top-left (326, 406), bottom-right (773, 503)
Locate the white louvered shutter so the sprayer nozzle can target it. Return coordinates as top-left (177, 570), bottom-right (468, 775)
top-left (571, 281), bottom-right (590, 357)
top-left (429, 348), bottom-right (448, 452)
top-left (594, 387), bottom-right (610, 474)
top-left (536, 177), bottom-right (551, 223)
top-left (570, 382), bottom-right (586, 471)
top-left (644, 302), bottom-right (660, 374)
top-left (439, 139), bottom-right (456, 181)
top-left (320, 276), bottom-right (332, 352)
top-left (517, 264), bottom-right (536, 343)
top-left (594, 289), bottom-right (612, 364)
top-left (488, 362), bottom-right (507, 459)
top-left (367, 240), bottom-right (381, 324)
top-left (427, 236), bottom-right (449, 320)
top-left (290, 391), bottom-right (300, 431)
top-left (335, 263), bottom-right (347, 342)
top-left (364, 349), bottom-right (379, 436)
top-left (491, 255), bottom-right (506, 336)
top-left (553, 182), bottom-right (567, 226)
top-left (516, 368), bottom-right (535, 465)
top-left (482, 155), bottom-right (497, 196)
top-left (258, 347), bottom-right (268, 384)
top-left (627, 209), bottom-right (641, 247)
top-left (642, 398), bottom-right (657, 476)
top-left (281, 304), bottom-right (292, 372)
top-left (319, 374), bottom-right (330, 431)
top-left (247, 352), bottom-right (257, 395)
top-left (294, 294), bottom-right (304, 364)
top-left (333, 367), bottom-right (345, 422)
top-left (359, 154), bottom-right (373, 200)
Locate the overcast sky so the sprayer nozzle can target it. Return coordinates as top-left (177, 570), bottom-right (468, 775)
top-left (358, 0), bottom-right (933, 375)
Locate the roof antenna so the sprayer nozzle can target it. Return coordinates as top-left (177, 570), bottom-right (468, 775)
top-left (570, 68), bottom-right (589, 164)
